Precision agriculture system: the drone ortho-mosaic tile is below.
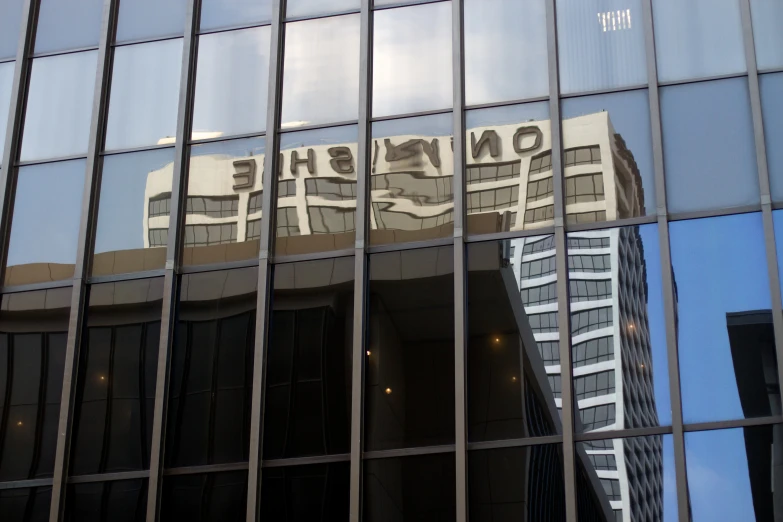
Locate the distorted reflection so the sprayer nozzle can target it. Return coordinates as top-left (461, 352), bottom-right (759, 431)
top-left (0, 61), bottom-right (13, 165)
top-left (66, 479), bottom-right (148, 522)
top-left (275, 126), bottom-right (357, 255)
top-left (162, 471), bottom-right (247, 521)
top-left (261, 462), bottom-right (349, 520)
top-left (165, 268), bottom-right (257, 468)
top-left (200, 0), bottom-right (272, 32)
top-left (263, 257), bottom-right (353, 459)
top-left (0, 487), bottom-right (51, 521)
top-left (0, 286), bottom-right (71, 482)
top-left (577, 435), bottom-right (676, 522)
top-left (93, 148), bottom-right (175, 276)
top-left (70, 278), bottom-right (163, 476)
top-left (183, 137), bottom-right (265, 266)
top-left (370, 113), bottom-right (453, 245)
top-left (670, 213), bottom-right (779, 424)
top-left (365, 247), bottom-right (455, 451)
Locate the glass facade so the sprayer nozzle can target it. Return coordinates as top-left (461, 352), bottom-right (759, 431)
top-left (0, 1), bottom-right (781, 521)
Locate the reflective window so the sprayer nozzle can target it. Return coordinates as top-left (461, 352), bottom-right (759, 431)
top-left (70, 279), bottom-right (163, 476)
top-left (275, 125), bottom-right (357, 255)
top-left (286, 0), bottom-right (359, 18)
top-left (200, 0), bottom-right (272, 32)
top-left (366, 247), bottom-right (455, 451)
top-left (260, 462), bottom-right (350, 519)
top-left (685, 426), bottom-right (778, 521)
top-left (556, 0), bottom-right (647, 94)
top-left (116, 0), bottom-right (187, 43)
top-left (0, 0), bottom-right (24, 60)
top-left (161, 471), bottom-right (247, 521)
top-left (263, 257), bottom-right (353, 459)
top-left (6, 160), bottom-right (85, 285)
top-left (465, 102), bottom-right (551, 235)
top-left (371, 113), bottom-right (453, 245)
top-left (281, 14), bottom-right (360, 128)
top-left (165, 268), bottom-right (257, 468)
top-left (0, 61), bottom-right (13, 166)
top-left (105, 39), bottom-right (183, 151)
top-left (66, 479), bottom-right (148, 521)
top-left (35, 0), bottom-right (103, 54)
top-left (0, 487), bottom-right (51, 521)
top-left (93, 148), bottom-right (175, 276)
top-left (661, 78), bottom-right (759, 214)
top-left (193, 26), bottom-right (271, 140)
top-left (670, 214), bottom-right (779, 424)
top-left (20, 51), bottom-right (98, 161)
top-left (184, 137), bottom-right (265, 266)
top-left (761, 74), bottom-right (783, 202)
top-left (464, 0), bottom-right (547, 106)
top-left (562, 89), bottom-right (654, 221)
top-left (750, 0), bottom-right (783, 71)
top-left (373, 2), bottom-right (452, 117)
top-left (652, 0), bottom-right (746, 82)
top-left (364, 453), bottom-right (455, 522)
top-left (468, 237), bottom-right (563, 442)
top-left (0, 287), bottom-right (71, 482)
top-left (469, 446), bottom-right (565, 521)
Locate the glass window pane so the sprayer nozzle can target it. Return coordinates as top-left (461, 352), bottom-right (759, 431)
top-left (556, 0), bottom-right (647, 94)
top-left (166, 268), bottom-right (257, 468)
top-left (468, 237), bottom-right (563, 442)
top-left (116, 0), bottom-right (187, 43)
top-left (70, 279), bottom-right (162, 476)
top-left (200, 0), bottom-right (272, 32)
top-left (685, 426), bottom-right (779, 521)
top-left (261, 462), bottom-right (349, 519)
top-left (193, 26), bottom-right (271, 140)
top-left (470, 445), bottom-right (565, 520)
top-left (652, 0), bottom-right (746, 82)
top-left (20, 51), bottom-right (98, 161)
top-left (750, 0), bottom-right (783, 71)
top-left (281, 14), bottom-right (359, 128)
top-left (562, 90), bottom-right (654, 222)
top-left (275, 125), bottom-right (357, 254)
top-left (364, 453), bottom-right (455, 521)
top-left (464, 0), bottom-right (547, 105)
top-left (184, 137), bottom-right (265, 266)
top-left (661, 78), bottom-right (758, 214)
top-left (286, 0), bottom-right (359, 18)
top-left (366, 246), bottom-right (455, 451)
top-left (0, 487), bottom-right (51, 521)
top-left (762, 74), bottom-right (783, 202)
top-left (0, 61), bottom-right (13, 166)
top-left (105, 39), bottom-right (183, 151)
top-left (66, 479), bottom-right (147, 521)
top-left (0, 0), bottom-right (24, 60)
top-left (0, 287), bottom-right (71, 481)
top-left (371, 113), bottom-right (453, 245)
top-left (93, 148), bottom-right (175, 276)
top-left (35, 0), bottom-right (103, 54)
top-left (670, 214), bottom-right (779, 424)
top-left (570, 225), bottom-right (671, 432)
top-left (373, 2), bottom-right (452, 117)
top-left (162, 471), bottom-right (247, 521)
top-left (7, 160), bottom-right (85, 285)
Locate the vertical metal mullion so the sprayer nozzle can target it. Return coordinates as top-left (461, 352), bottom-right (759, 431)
top-left (545, 0), bottom-right (576, 520)
top-left (48, 0), bottom-right (117, 519)
top-left (451, 0), bottom-right (467, 521)
top-left (246, 0), bottom-right (284, 519)
top-left (349, 0), bottom-right (371, 521)
top-left (145, 0), bottom-right (200, 519)
top-left (640, 0), bottom-right (689, 520)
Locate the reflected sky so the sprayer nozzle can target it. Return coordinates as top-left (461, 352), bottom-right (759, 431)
top-left (0, 0), bottom-right (23, 60)
top-left (115, 0), bottom-right (187, 43)
top-left (761, 73), bottom-right (783, 203)
top-left (285, 0), bottom-right (359, 19)
top-left (466, 102), bottom-right (548, 129)
top-left (34, 0), bottom-right (102, 54)
top-left (0, 61), bottom-right (13, 165)
top-left (200, 0), bottom-right (272, 32)
top-left (750, 0), bottom-right (783, 71)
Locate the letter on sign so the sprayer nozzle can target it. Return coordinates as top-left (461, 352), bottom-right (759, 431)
top-left (471, 130), bottom-right (500, 159)
top-left (513, 126), bottom-right (543, 154)
top-left (290, 148), bottom-right (315, 175)
top-left (233, 159), bottom-right (256, 190)
top-left (328, 146), bottom-right (354, 174)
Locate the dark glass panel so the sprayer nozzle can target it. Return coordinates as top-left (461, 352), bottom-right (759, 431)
top-left (0, 287), bottom-right (71, 481)
top-left (165, 268), bottom-right (257, 468)
top-left (35, 0), bottom-right (103, 54)
top-left (115, 0), bottom-right (187, 43)
top-left (70, 278), bottom-right (163, 476)
top-left (365, 246), bottom-right (455, 451)
top-left (161, 471), bottom-right (247, 521)
top-left (200, 0), bottom-right (272, 32)
top-left (260, 462), bottom-right (350, 520)
top-left (65, 479), bottom-right (147, 522)
top-left (0, 487), bottom-right (51, 522)
top-left (364, 453), bottom-right (456, 522)
top-left (263, 257), bottom-right (354, 460)
top-left (670, 213), bottom-right (779, 424)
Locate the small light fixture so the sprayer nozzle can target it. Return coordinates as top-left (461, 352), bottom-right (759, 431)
top-left (628, 324), bottom-right (634, 329)
top-left (17, 421), bottom-right (22, 427)
top-left (100, 376), bottom-right (105, 381)
top-left (366, 350), bottom-right (371, 356)
top-left (511, 376), bottom-right (517, 382)
top-left (640, 364), bottom-right (645, 369)
top-left (494, 337), bottom-right (500, 343)
top-left (385, 387), bottom-right (392, 395)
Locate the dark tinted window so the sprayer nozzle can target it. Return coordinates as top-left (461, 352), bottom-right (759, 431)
top-left (161, 471), bottom-right (247, 522)
top-left (0, 487), bottom-right (51, 522)
top-left (66, 479), bottom-right (147, 522)
top-left (260, 462), bottom-right (350, 520)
